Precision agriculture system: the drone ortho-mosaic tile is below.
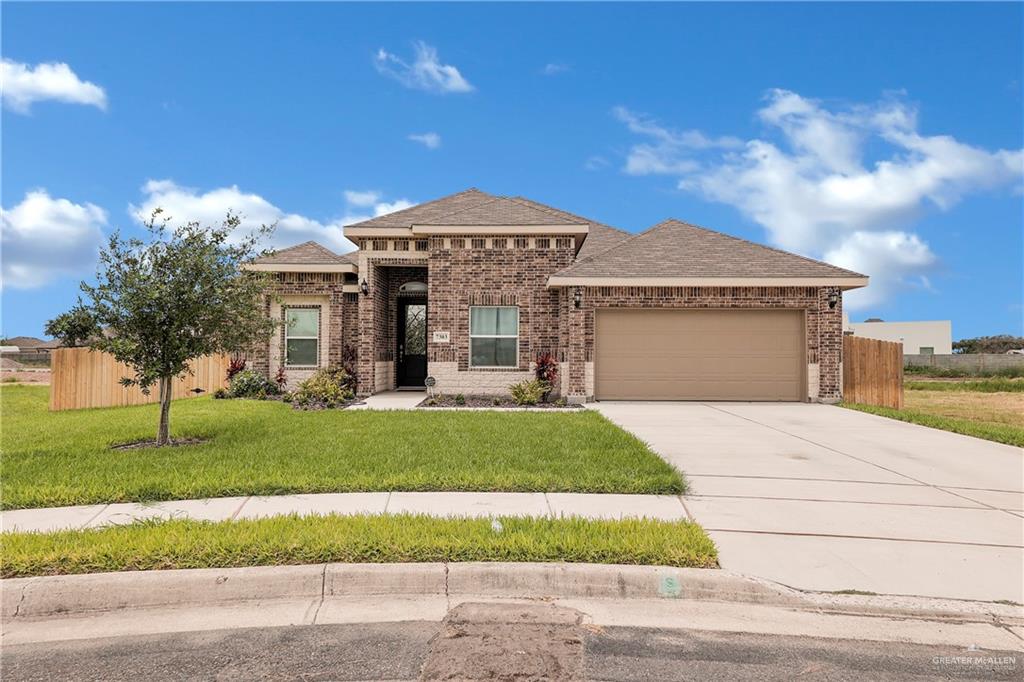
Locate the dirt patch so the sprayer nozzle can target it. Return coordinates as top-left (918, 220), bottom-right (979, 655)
top-left (420, 602), bottom-right (585, 681)
top-left (1, 370), bottom-right (51, 384)
top-left (905, 390), bottom-right (1024, 428)
top-left (419, 394), bottom-right (582, 409)
top-left (111, 437), bottom-right (209, 451)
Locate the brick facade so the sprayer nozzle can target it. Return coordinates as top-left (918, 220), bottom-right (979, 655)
top-left (563, 285), bottom-right (844, 401)
top-left (251, 272), bottom-right (350, 386)
top-left (256, 244), bottom-right (846, 403)
top-left (426, 235), bottom-right (574, 370)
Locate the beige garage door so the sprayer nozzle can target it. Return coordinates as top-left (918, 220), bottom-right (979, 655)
top-left (595, 309), bottom-right (805, 401)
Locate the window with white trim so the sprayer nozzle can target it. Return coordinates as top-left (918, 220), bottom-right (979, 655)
top-left (469, 306), bottom-right (519, 368)
top-left (285, 307), bottom-right (320, 367)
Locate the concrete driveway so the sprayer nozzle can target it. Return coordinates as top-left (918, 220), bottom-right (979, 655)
top-left (592, 402), bottom-right (1024, 603)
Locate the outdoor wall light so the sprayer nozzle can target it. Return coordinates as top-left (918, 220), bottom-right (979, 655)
top-left (359, 279), bottom-right (369, 296)
top-left (573, 287), bottom-right (582, 309)
top-left (827, 291), bottom-right (839, 309)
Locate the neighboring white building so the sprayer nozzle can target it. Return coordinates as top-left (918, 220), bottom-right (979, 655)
top-left (843, 316), bottom-right (953, 355)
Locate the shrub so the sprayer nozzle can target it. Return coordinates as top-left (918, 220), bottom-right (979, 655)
top-left (292, 366), bottom-right (354, 408)
top-left (554, 397), bottom-right (568, 408)
top-left (492, 396), bottom-right (502, 406)
top-left (228, 369), bottom-right (278, 399)
top-left (454, 393), bottom-right (466, 406)
top-left (342, 344), bottom-right (358, 386)
top-left (509, 379), bottom-right (549, 406)
top-left (226, 357), bottom-right (247, 382)
top-left (274, 367), bottom-right (288, 391)
top-left (212, 388), bottom-right (229, 400)
top-left (535, 352), bottom-right (559, 401)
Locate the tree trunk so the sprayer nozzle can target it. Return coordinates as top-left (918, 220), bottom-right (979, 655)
top-left (157, 377), bottom-right (172, 446)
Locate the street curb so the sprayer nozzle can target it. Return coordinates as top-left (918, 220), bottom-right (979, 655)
top-left (3, 562), bottom-right (1021, 625)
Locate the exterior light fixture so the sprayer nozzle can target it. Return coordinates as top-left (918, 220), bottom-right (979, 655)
top-left (573, 287), bottom-right (582, 309)
top-left (360, 278), bottom-right (369, 296)
top-left (827, 291), bottom-right (839, 309)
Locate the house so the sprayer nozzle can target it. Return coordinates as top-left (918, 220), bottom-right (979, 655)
top-left (843, 317), bottom-right (952, 355)
top-left (247, 189), bottom-right (867, 403)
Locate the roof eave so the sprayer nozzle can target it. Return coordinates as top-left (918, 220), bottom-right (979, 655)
top-left (243, 263), bottom-right (357, 274)
top-left (547, 275), bottom-right (869, 290)
top-left (412, 224), bottom-right (588, 235)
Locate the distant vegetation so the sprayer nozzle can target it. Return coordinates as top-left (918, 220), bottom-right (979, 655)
top-left (953, 335), bottom-right (1024, 354)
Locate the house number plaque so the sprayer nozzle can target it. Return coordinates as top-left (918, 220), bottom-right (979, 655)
top-left (432, 331), bottom-right (451, 343)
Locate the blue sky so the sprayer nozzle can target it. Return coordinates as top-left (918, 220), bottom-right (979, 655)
top-left (3, 2), bottom-right (1021, 341)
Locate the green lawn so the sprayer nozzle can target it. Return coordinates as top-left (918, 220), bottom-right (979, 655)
top-left (842, 402), bottom-right (1024, 448)
top-left (0, 513), bottom-right (718, 578)
top-left (1, 385), bottom-right (684, 510)
top-left (905, 378), bottom-right (1024, 393)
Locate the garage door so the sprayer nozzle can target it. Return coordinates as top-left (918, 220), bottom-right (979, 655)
top-left (595, 309), bottom-right (805, 401)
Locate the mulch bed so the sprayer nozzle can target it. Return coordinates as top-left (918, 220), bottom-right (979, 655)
top-left (418, 395), bottom-right (582, 409)
top-left (111, 437), bottom-right (209, 451)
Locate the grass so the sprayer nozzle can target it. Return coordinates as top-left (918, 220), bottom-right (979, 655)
top-left (843, 402), bottom-right (1024, 447)
top-left (844, 370), bottom-right (1024, 447)
top-left (904, 364), bottom-right (1024, 379)
top-left (0, 514), bottom-right (719, 578)
top-left (905, 378), bottom-right (1024, 392)
top-left (0, 385), bottom-right (684, 510)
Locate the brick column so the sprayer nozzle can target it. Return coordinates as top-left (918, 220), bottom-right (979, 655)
top-left (356, 264), bottom-right (377, 397)
top-left (566, 291), bottom-right (587, 403)
top-left (817, 286), bottom-right (843, 402)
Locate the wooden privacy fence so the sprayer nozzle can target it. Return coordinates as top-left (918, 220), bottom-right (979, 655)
top-left (49, 348), bottom-right (230, 411)
top-left (843, 335), bottom-right (903, 409)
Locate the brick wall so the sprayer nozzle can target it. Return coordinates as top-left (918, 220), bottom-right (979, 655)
top-left (426, 236), bottom-right (574, 377)
top-left (565, 285), bottom-right (844, 402)
top-left (252, 272), bottom-right (348, 381)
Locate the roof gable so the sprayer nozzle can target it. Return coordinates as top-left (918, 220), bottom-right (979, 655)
top-left (345, 189), bottom-right (495, 228)
top-left (554, 219), bottom-right (866, 281)
top-left (418, 196), bottom-right (583, 226)
top-left (253, 241), bottom-right (345, 265)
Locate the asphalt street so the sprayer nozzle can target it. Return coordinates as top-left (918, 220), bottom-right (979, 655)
top-left (4, 603), bottom-right (1019, 681)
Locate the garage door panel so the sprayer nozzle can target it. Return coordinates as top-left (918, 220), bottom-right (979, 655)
top-left (595, 309), bottom-right (804, 401)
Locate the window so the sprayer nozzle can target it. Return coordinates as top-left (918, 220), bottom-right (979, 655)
top-left (285, 308), bottom-right (319, 366)
top-left (470, 306), bottom-right (518, 367)
top-left (919, 346), bottom-right (934, 355)
top-left (399, 281), bottom-right (428, 295)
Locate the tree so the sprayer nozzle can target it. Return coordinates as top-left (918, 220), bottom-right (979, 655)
top-left (46, 210), bottom-right (276, 445)
top-left (953, 335), bottom-right (1024, 354)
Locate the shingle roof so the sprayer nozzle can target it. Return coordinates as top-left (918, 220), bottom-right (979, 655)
top-left (508, 196), bottom-right (633, 260)
top-left (418, 196), bottom-right (583, 226)
top-left (253, 241), bottom-right (347, 265)
top-left (554, 219), bottom-right (866, 279)
top-left (345, 189), bottom-right (495, 228)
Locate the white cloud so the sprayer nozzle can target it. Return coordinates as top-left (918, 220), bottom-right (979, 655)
top-left (616, 90), bottom-right (1024, 310)
top-left (584, 155), bottom-right (610, 171)
top-left (1, 190), bottom-right (107, 288)
top-left (542, 63), bottom-right (570, 76)
top-left (1, 59), bottom-right (107, 114)
top-left (408, 132), bottom-right (441, 149)
top-left (824, 231), bottom-right (937, 309)
top-left (374, 41), bottom-right (473, 94)
top-left (612, 106), bottom-right (742, 176)
top-left (343, 190), bottom-right (381, 208)
top-left (131, 181), bottom-right (415, 255)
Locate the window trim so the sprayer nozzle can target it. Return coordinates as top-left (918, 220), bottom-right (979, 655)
top-left (284, 306), bottom-right (321, 368)
top-left (468, 305), bottom-right (519, 369)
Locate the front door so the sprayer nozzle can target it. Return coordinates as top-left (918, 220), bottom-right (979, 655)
top-left (397, 300), bottom-right (427, 387)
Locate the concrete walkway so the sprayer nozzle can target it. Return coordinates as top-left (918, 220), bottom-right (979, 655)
top-left (347, 390), bottom-right (425, 410)
top-left (0, 491), bottom-right (691, 534)
top-left (592, 401), bottom-right (1024, 603)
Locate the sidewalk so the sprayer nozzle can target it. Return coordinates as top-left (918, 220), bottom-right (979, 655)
top-left (1, 491), bottom-right (691, 534)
